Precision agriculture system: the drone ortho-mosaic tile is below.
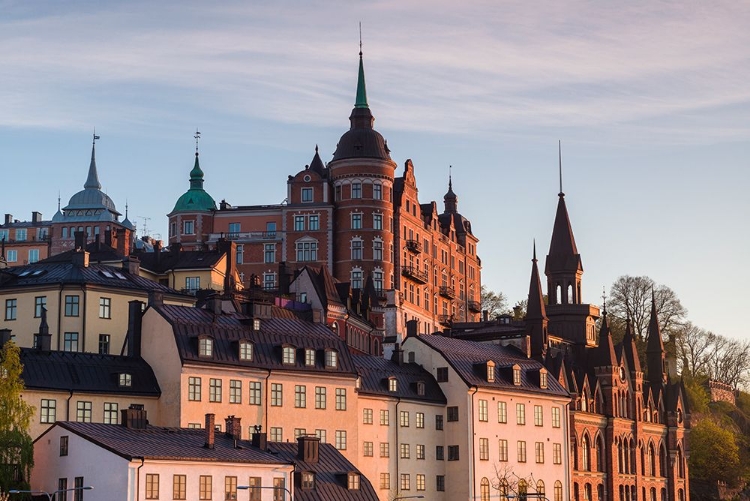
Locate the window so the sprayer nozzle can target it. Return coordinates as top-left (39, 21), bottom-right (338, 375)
top-left (555, 481), bottom-right (564, 501)
top-left (41, 399), bottom-right (56, 423)
top-left (351, 269), bottom-right (363, 289)
top-left (315, 429), bottom-right (326, 443)
top-left (282, 346), bottom-right (295, 364)
top-left (389, 377), bottom-right (398, 392)
top-left (479, 399), bottom-right (488, 421)
top-left (230, 380), bottom-right (242, 404)
top-left (335, 430), bottom-right (347, 450)
top-left (373, 183), bottom-right (382, 200)
top-left (400, 443), bottom-right (410, 459)
top-left (270, 427), bottom-right (282, 442)
top-left (173, 475), bottom-right (187, 500)
top-left (437, 367), bottom-right (449, 382)
top-left (294, 215), bottom-right (305, 231)
top-left (272, 478), bottom-right (285, 501)
top-left (552, 406), bottom-right (561, 428)
top-left (416, 443), bottom-right (425, 459)
top-left (335, 388), bottom-right (346, 410)
top-left (304, 348), bottom-right (315, 366)
top-left (185, 276), bottom-right (201, 292)
top-left (480, 438), bottom-right (490, 460)
top-left (146, 474), bottom-right (160, 499)
top-left (189, 377), bottom-right (202, 401)
top-left (436, 445), bottom-right (444, 460)
top-left (104, 402), bottom-right (119, 424)
top-left (302, 472), bottom-right (316, 490)
top-left (540, 370), bottom-right (548, 388)
top-left (498, 401), bottom-right (507, 423)
top-left (225, 476), bottom-right (237, 501)
top-left (246, 381), bottom-right (261, 405)
top-left (380, 442), bottom-right (390, 457)
top-left (296, 240), bottom-right (318, 261)
top-left (437, 475), bottom-right (446, 492)
top-left (315, 387), bottom-right (326, 409)
top-left (295, 385), bottom-right (307, 408)
top-left (4, 299), bottom-right (17, 320)
top-left (363, 441), bottom-right (373, 456)
top-left (271, 383), bottom-right (283, 406)
top-left (516, 403), bottom-right (526, 425)
top-left (309, 215), bottom-right (319, 230)
top-left (6, 250), bottom-right (17, 262)
top-left (58, 479), bottom-right (68, 501)
top-left (209, 378), bottom-right (222, 402)
top-left (266, 222), bottom-right (277, 238)
top-left (15, 228), bottom-right (27, 241)
top-left (65, 295), bottom-right (80, 316)
top-left (499, 439), bottom-right (508, 461)
top-left (380, 473), bottom-right (390, 489)
top-left (351, 182), bottom-right (362, 199)
top-left (372, 241), bottom-right (383, 262)
top-left (415, 474), bottom-right (425, 492)
top-left (264, 244), bottom-right (275, 263)
top-left (183, 220), bottom-right (195, 235)
top-left (99, 297), bottom-right (111, 318)
top-left (119, 373), bottom-right (132, 387)
top-left (228, 222), bottom-right (241, 238)
top-left (363, 408), bottom-right (373, 424)
top-left (436, 414), bottom-right (444, 430)
top-left (199, 338), bottom-right (213, 357)
top-left (513, 366), bottom-right (521, 385)
top-left (263, 273), bottom-right (275, 291)
top-left (236, 244), bottom-right (244, 264)
top-left (416, 412), bottom-right (424, 428)
top-left (199, 475), bottom-right (212, 500)
top-left (400, 410), bottom-right (409, 427)
top-left (74, 477), bottom-right (85, 501)
top-left (481, 478), bottom-right (491, 501)
top-left (99, 334), bottom-right (110, 355)
top-left (239, 341), bottom-right (253, 361)
top-left (63, 332), bottom-right (79, 352)
top-left (351, 239), bottom-right (362, 259)
top-left (301, 187), bottom-right (313, 202)
top-left (535, 405), bottom-right (544, 426)
top-left (373, 213), bottom-right (383, 230)
top-left (380, 409), bottom-right (389, 425)
top-left (348, 473), bottom-right (360, 491)
top-left (400, 474), bottom-right (410, 491)
top-left (325, 350), bottom-right (338, 368)
top-left (76, 401), bottom-right (92, 422)
top-left (447, 406), bottom-right (459, 421)
top-left (28, 248), bottom-right (39, 263)
top-left (553, 443), bottom-right (562, 464)
top-left (518, 440), bottom-right (527, 462)
top-left (246, 478), bottom-right (261, 501)
top-left (448, 445), bottom-right (460, 461)
top-left (536, 442), bottom-right (545, 463)
top-left (60, 436), bottom-right (69, 456)
top-left (34, 296), bottom-right (47, 318)
top-left (294, 428), bottom-right (306, 439)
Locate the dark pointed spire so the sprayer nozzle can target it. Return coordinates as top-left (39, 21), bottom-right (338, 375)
top-left (594, 311), bottom-right (618, 367)
top-left (646, 292), bottom-right (665, 354)
top-left (444, 166), bottom-right (458, 213)
top-left (545, 143), bottom-right (582, 277)
top-left (84, 131), bottom-right (102, 190)
top-left (526, 240), bottom-right (547, 321)
top-left (558, 139), bottom-right (563, 196)
top-left (309, 145), bottom-right (326, 177)
top-left (622, 318), bottom-right (642, 373)
top-left (355, 24), bottom-right (368, 109)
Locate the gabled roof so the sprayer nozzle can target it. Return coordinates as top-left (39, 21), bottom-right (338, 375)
top-left (411, 335), bottom-right (568, 397)
top-left (352, 355), bottom-right (446, 404)
top-left (41, 241), bottom-right (123, 264)
top-left (152, 304), bottom-right (358, 376)
top-left (21, 349), bottom-right (160, 396)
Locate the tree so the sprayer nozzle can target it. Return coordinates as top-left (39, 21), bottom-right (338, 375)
top-left (675, 324), bottom-right (750, 389)
top-left (606, 275), bottom-right (687, 340)
top-left (689, 418), bottom-right (742, 486)
top-left (481, 285), bottom-right (509, 318)
top-left (0, 341), bottom-right (34, 495)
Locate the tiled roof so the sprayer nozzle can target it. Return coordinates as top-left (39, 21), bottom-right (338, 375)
top-left (137, 250), bottom-right (224, 273)
top-left (270, 442), bottom-right (379, 501)
top-left (21, 349), bottom-right (160, 396)
top-left (412, 334), bottom-right (569, 397)
top-left (153, 304), bottom-right (358, 376)
top-left (42, 422), bottom-right (289, 464)
top-left (352, 354), bottom-right (446, 404)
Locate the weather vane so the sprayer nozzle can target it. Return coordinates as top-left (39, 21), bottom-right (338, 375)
top-left (93, 128), bottom-right (100, 144)
top-left (194, 129), bottom-right (201, 155)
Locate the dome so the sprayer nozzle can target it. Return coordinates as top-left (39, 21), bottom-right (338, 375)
top-left (171, 153), bottom-right (217, 213)
top-left (65, 188), bottom-right (119, 213)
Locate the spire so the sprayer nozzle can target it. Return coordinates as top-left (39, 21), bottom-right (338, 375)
top-left (558, 139), bottom-right (563, 196)
top-left (84, 131), bottom-right (102, 190)
top-left (444, 166), bottom-right (458, 213)
top-left (546, 142), bottom-right (582, 277)
top-left (646, 292), bottom-right (665, 354)
top-left (526, 240), bottom-right (547, 321)
top-left (189, 130), bottom-right (205, 190)
top-left (594, 311), bottom-right (618, 367)
top-left (355, 23), bottom-right (368, 109)
top-left (622, 318), bottom-right (642, 373)
top-left (308, 145), bottom-right (326, 177)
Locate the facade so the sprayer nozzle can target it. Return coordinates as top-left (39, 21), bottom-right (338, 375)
top-left (0, 212), bottom-right (52, 265)
top-left (168, 51), bottom-right (482, 338)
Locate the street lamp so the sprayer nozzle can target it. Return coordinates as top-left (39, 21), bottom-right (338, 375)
top-left (393, 496), bottom-right (425, 500)
top-left (9, 486), bottom-right (94, 501)
top-left (238, 484), bottom-right (293, 501)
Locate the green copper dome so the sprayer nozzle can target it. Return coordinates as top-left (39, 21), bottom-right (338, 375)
top-left (171, 153), bottom-right (217, 213)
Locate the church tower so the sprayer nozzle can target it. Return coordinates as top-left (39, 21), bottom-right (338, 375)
top-left (526, 242), bottom-right (549, 358)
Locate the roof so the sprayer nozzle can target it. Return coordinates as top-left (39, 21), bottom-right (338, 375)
top-left (63, 142), bottom-right (120, 217)
top-left (152, 304), bottom-right (358, 376)
top-left (352, 354), bottom-right (446, 404)
top-left (41, 241), bottom-right (124, 264)
top-left (270, 442), bottom-right (379, 501)
top-left (137, 249), bottom-right (224, 273)
top-left (545, 194), bottom-right (582, 274)
top-left (411, 334), bottom-right (569, 397)
top-left (171, 153), bottom-right (217, 213)
top-left (21, 349), bottom-right (160, 396)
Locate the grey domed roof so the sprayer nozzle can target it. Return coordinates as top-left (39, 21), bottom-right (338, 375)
top-left (62, 141), bottom-right (121, 219)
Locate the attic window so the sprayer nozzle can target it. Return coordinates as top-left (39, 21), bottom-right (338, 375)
top-left (325, 349), bottom-right (338, 369)
top-left (100, 270), bottom-right (114, 278)
top-left (198, 337), bottom-right (213, 358)
top-left (388, 377), bottom-right (398, 392)
top-left (119, 373), bottom-right (132, 387)
top-left (301, 472), bottom-right (315, 490)
top-left (416, 381), bottom-right (425, 396)
top-left (32, 270), bottom-right (45, 277)
top-left (304, 349), bottom-right (316, 367)
top-left (347, 472), bottom-right (361, 490)
top-left (239, 341), bottom-right (253, 361)
top-left (253, 318), bottom-right (261, 331)
top-left (113, 271), bottom-right (127, 279)
top-left (512, 365), bottom-right (522, 386)
top-left (487, 361), bottom-right (496, 383)
top-left (282, 345), bottom-right (296, 365)
top-left (540, 369), bottom-right (548, 389)
top-left (19, 270), bottom-right (31, 277)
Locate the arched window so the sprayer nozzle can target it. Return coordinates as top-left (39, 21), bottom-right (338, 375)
top-left (584, 483), bottom-right (592, 501)
top-left (648, 443), bottom-right (656, 476)
top-left (582, 435), bottom-right (591, 471)
top-left (596, 435), bottom-right (604, 472)
top-left (480, 478), bottom-right (490, 501)
top-left (499, 480), bottom-right (509, 501)
top-left (567, 283), bottom-right (574, 304)
top-left (659, 443), bottom-right (668, 477)
top-left (554, 481), bottom-right (563, 501)
top-left (537, 480), bottom-right (545, 497)
top-left (677, 447), bottom-right (684, 478)
top-left (518, 479), bottom-right (528, 501)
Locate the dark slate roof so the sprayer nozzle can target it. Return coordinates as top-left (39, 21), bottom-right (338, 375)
top-left (137, 249), bottom-right (224, 273)
top-left (40, 422), bottom-right (289, 464)
top-left (21, 349), bottom-right (160, 396)
top-left (352, 354), bottom-right (446, 404)
top-left (41, 241), bottom-right (124, 264)
top-left (413, 334), bottom-right (569, 397)
top-left (270, 442), bottom-right (379, 501)
top-left (153, 304), bottom-right (358, 376)
top-left (545, 194), bottom-right (583, 274)
top-left (0, 261), bottom-right (185, 296)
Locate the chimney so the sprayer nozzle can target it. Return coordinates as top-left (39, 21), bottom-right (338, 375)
top-left (251, 426), bottom-right (268, 450)
top-left (297, 435), bottom-right (320, 463)
top-left (34, 308), bottom-right (52, 352)
top-left (391, 343), bottom-right (404, 366)
top-left (154, 240), bottom-right (162, 266)
top-left (74, 230), bottom-right (86, 251)
top-left (204, 414), bottom-right (216, 449)
top-left (0, 329), bottom-right (13, 346)
top-left (225, 416), bottom-right (242, 441)
top-left (121, 404), bottom-right (148, 429)
top-left (71, 250), bottom-right (90, 268)
top-left (208, 296), bottom-right (223, 315)
top-left (171, 242), bottom-right (182, 256)
top-left (31, 212), bottom-right (42, 223)
top-left (278, 261), bottom-right (290, 295)
top-left (123, 255), bottom-right (140, 275)
top-left (482, 309), bottom-right (489, 322)
top-left (116, 228), bottom-right (129, 257)
top-left (216, 239), bottom-right (237, 293)
top-left (148, 291), bottom-right (163, 308)
top-left (4, 214), bottom-right (12, 225)
top-left (126, 300), bottom-right (144, 357)
top-left (406, 319), bottom-right (418, 338)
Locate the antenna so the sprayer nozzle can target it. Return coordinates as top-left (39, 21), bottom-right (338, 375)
top-left (137, 216), bottom-right (151, 237)
top-left (602, 286), bottom-right (607, 315)
top-left (558, 140), bottom-right (563, 196)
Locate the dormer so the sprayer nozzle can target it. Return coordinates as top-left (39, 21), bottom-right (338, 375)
top-left (388, 377), bottom-right (398, 392)
top-left (119, 372), bottom-right (132, 387)
top-left (238, 340), bottom-right (254, 361)
top-left (304, 348), bottom-right (316, 367)
top-left (347, 472), bottom-right (361, 490)
top-left (282, 344), bottom-right (296, 365)
top-left (512, 364), bottom-right (522, 386)
top-left (325, 348), bottom-right (338, 369)
top-left (539, 368), bottom-right (548, 389)
top-left (198, 335), bottom-right (214, 358)
top-left (416, 381), bottom-right (426, 396)
top-left (299, 471), bottom-right (316, 490)
top-left (487, 361), bottom-right (496, 383)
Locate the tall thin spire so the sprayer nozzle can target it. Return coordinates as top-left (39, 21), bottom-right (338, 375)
top-left (355, 23), bottom-right (368, 109)
top-left (84, 130), bottom-right (102, 190)
top-left (558, 140), bottom-right (564, 197)
top-left (189, 130), bottom-right (205, 190)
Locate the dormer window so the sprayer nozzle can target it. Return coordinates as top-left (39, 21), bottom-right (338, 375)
top-left (301, 472), bottom-right (315, 490)
top-left (325, 349), bottom-right (338, 369)
top-left (253, 318), bottom-right (261, 331)
top-left (416, 381), bottom-right (425, 396)
top-left (305, 349), bottom-right (316, 367)
top-left (388, 377), bottom-right (398, 392)
top-left (347, 472), bottom-right (361, 490)
top-left (486, 361), bottom-right (496, 383)
top-left (282, 345), bottom-right (296, 365)
top-left (198, 337), bottom-right (213, 358)
top-left (512, 364), bottom-right (521, 386)
top-left (539, 368), bottom-right (548, 389)
top-left (119, 373), bottom-right (132, 387)
top-left (239, 341), bottom-right (253, 361)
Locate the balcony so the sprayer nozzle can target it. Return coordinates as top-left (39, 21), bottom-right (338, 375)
top-left (405, 239), bottom-right (422, 253)
top-left (401, 265), bottom-right (428, 284)
top-left (209, 231), bottom-right (281, 242)
top-left (439, 286), bottom-right (456, 300)
top-left (468, 300), bottom-right (482, 313)
top-left (437, 314), bottom-right (452, 326)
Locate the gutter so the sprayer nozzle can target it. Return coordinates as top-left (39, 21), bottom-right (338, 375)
top-left (469, 385), bottom-right (479, 501)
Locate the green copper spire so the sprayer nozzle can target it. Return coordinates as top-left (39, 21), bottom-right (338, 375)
top-left (355, 49), bottom-right (368, 109)
top-left (189, 153), bottom-right (204, 190)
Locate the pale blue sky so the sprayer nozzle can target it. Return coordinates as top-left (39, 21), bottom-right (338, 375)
top-left (2, 1), bottom-right (748, 340)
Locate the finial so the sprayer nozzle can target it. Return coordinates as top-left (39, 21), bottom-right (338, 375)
top-left (315, 144), bottom-right (319, 153)
top-left (602, 286), bottom-right (607, 315)
top-left (194, 129), bottom-right (201, 157)
top-left (57, 191), bottom-right (61, 211)
top-left (449, 165), bottom-right (453, 191)
top-left (359, 22), bottom-right (362, 56)
top-left (125, 200), bottom-right (129, 218)
top-left (558, 140), bottom-right (564, 197)
top-left (93, 128), bottom-right (100, 145)
top-left (532, 239), bottom-right (537, 262)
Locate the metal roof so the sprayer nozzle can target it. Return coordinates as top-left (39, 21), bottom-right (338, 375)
top-left (352, 354), bottom-right (446, 404)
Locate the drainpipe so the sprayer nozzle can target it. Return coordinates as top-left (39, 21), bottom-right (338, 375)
top-left (135, 457), bottom-right (145, 501)
top-left (81, 285), bottom-right (87, 351)
top-left (263, 369), bottom-right (272, 433)
top-left (66, 390), bottom-right (74, 421)
top-left (395, 396), bottom-right (401, 498)
top-left (564, 400), bottom-right (572, 501)
top-left (468, 386), bottom-right (479, 501)
top-left (56, 284), bottom-right (63, 350)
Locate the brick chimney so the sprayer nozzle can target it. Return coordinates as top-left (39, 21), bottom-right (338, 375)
top-left (391, 343), bottom-right (404, 366)
top-left (406, 319), bottom-right (418, 338)
top-left (251, 425), bottom-right (267, 450)
top-left (71, 250), bottom-right (90, 268)
top-left (205, 414), bottom-right (216, 449)
top-left (297, 435), bottom-right (320, 463)
top-left (74, 230), bottom-right (86, 251)
top-left (121, 404), bottom-right (148, 429)
top-left (126, 300), bottom-right (144, 357)
top-left (123, 255), bottom-right (140, 275)
top-left (31, 211), bottom-right (42, 223)
top-left (4, 214), bottom-right (12, 225)
top-left (225, 415), bottom-right (242, 441)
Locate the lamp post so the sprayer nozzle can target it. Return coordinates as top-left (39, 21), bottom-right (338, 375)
top-left (393, 496), bottom-right (425, 500)
top-left (9, 486), bottom-right (94, 501)
top-left (238, 484), bottom-right (293, 501)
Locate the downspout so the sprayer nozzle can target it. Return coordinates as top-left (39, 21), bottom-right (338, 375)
top-left (263, 369), bottom-right (272, 432)
top-left (56, 284), bottom-right (63, 350)
top-left (135, 457), bottom-right (145, 501)
top-left (81, 284), bottom-right (87, 351)
top-left (66, 390), bottom-right (74, 421)
top-left (469, 385), bottom-right (479, 501)
top-left (564, 401), bottom-right (572, 501)
top-left (395, 396), bottom-right (401, 498)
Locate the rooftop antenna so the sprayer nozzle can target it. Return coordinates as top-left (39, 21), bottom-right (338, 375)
top-left (57, 191), bottom-right (61, 212)
top-left (137, 216), bottom-right (151, 237)
top-left (558, 140), bottom-right (564, 196)
top-left (194, 129), bottom-right (201, 156)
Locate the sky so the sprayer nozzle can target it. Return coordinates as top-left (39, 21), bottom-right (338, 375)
top-left (1, 0), bottom-right (748, 340)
